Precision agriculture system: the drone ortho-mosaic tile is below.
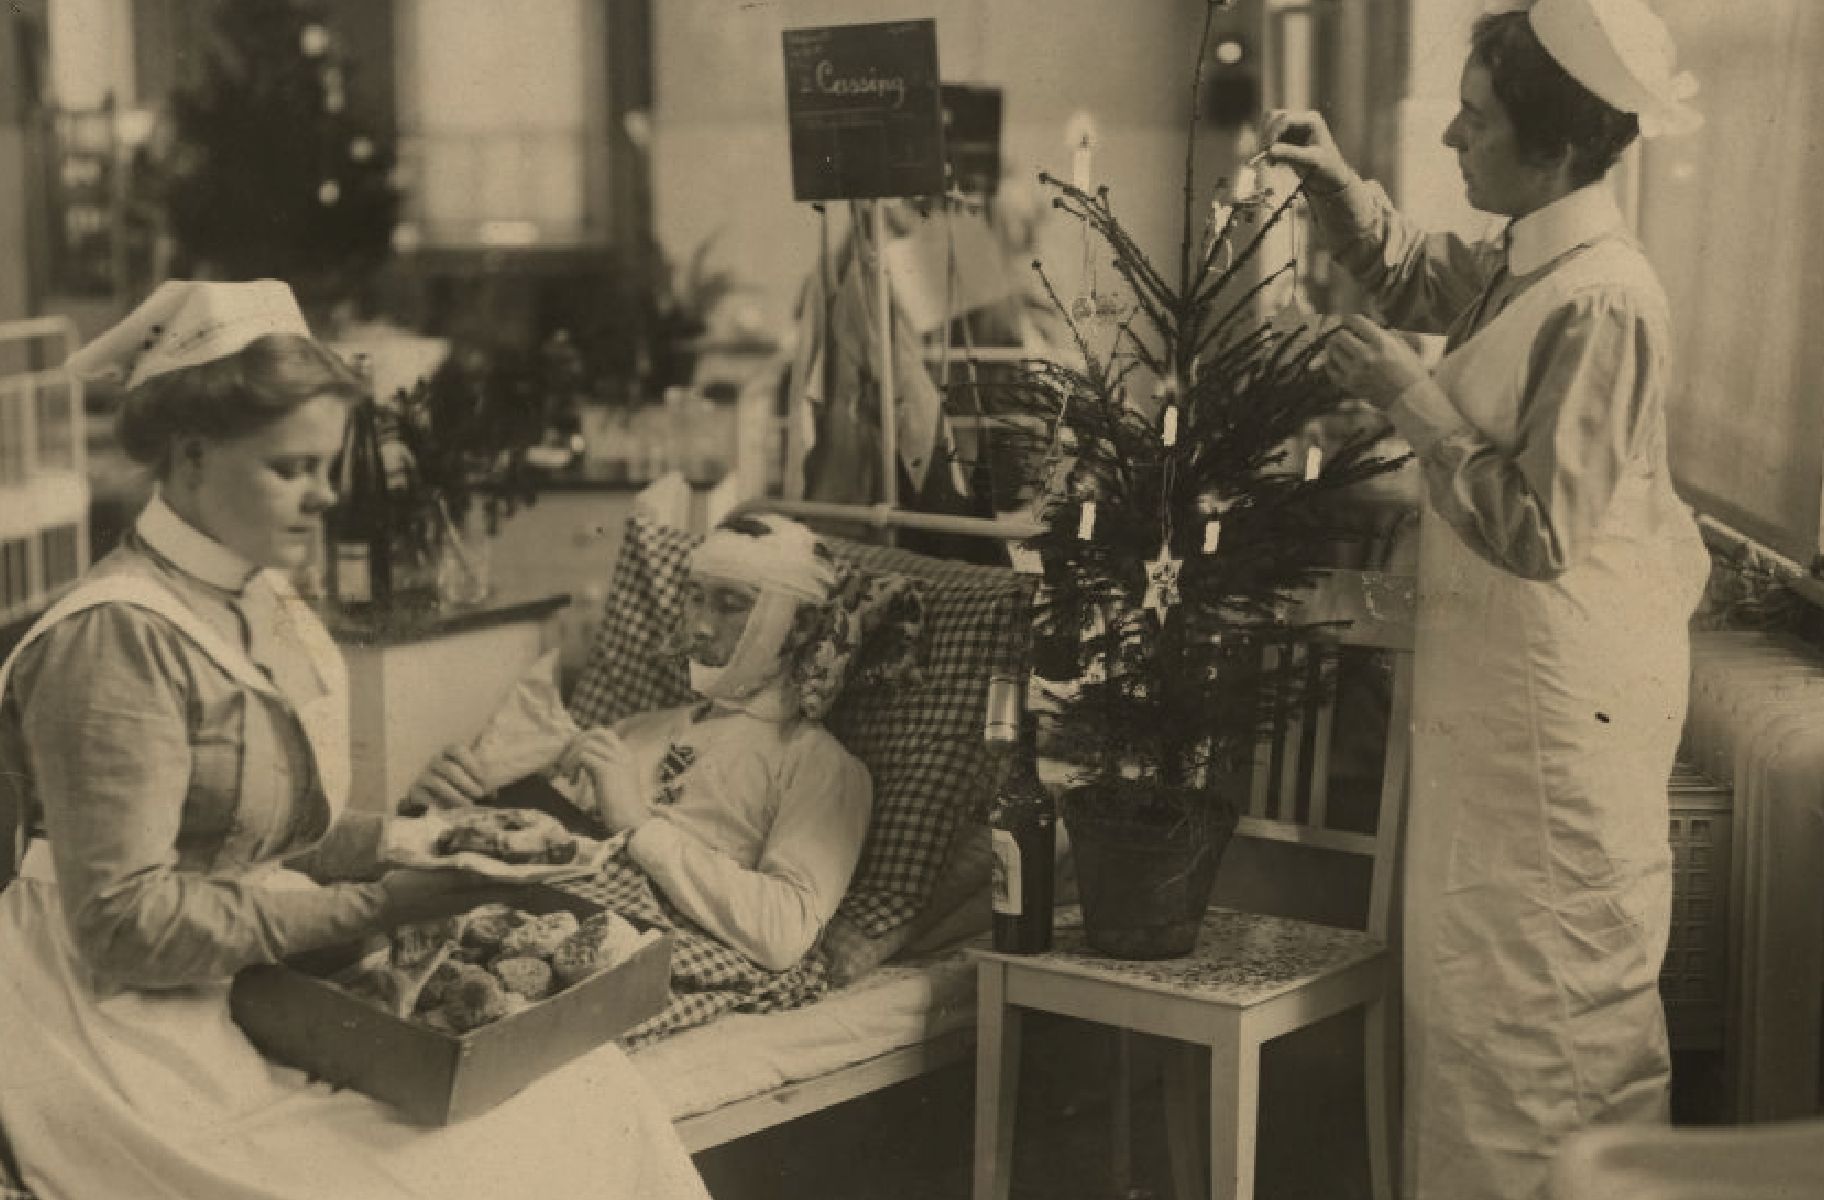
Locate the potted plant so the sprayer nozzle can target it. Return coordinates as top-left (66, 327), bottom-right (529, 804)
top-left (999, 2), bottom-right (1405, 958)
top-left (372, 336), bottom-right (569, 607)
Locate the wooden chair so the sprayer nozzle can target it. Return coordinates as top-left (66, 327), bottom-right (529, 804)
top-left (1163, 568), bottom-right (1413, 1200)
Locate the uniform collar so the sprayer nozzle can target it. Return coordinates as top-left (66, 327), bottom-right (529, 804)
top-left (1506, 184), bottom-right (1625, 277)
top-left (136, 492), bottom-right (262, 594)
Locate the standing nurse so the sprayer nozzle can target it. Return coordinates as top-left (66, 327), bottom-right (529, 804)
top-left (1262, 1), bottom-right (1710, 1198)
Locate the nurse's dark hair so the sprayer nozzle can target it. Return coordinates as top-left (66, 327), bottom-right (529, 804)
top-left (1470, 11), bottom-right (1639, 188)
top-left (115, 334), bottom-right (364, 473)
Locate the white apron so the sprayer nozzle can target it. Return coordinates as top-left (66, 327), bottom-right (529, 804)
top-left (1401, 240), bottom-right (1710, 1200)
top-left (0, 575), bottom-right (708, 1200)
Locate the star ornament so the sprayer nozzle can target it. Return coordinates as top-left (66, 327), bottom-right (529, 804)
top-left (1141, 546), bottom-right (1183, 619)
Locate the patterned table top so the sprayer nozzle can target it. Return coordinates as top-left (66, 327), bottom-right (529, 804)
top-left (972, 907), bottom-right (1385, 1008)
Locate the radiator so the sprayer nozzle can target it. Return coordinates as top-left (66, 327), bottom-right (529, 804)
top-left (1683, 630), bottom-right (1824, 1121)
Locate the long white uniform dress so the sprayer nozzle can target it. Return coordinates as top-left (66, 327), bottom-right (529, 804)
top-left (0, 498), bottom-right (709, 1200)
top-left (1311, 180), bottom-right (1711, 1200)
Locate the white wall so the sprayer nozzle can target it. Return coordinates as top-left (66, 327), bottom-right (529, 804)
top-left (1391, 0), bottom-right (1489, 239)
top-left (650, 0), bottom-right (1216, 336)
top-left (47, 0), bottom-right (135, 109)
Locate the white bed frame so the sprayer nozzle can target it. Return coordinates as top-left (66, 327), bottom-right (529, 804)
top-left (674, 1027), bottom-right (976, 1153)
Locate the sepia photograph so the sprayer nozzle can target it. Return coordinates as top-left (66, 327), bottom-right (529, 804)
top-left (1, 1), bottom-right (1821, 1197)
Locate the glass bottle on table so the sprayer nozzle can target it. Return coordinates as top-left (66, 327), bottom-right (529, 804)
top-left (985, 675), bottom-right (1055, 954)
top-left (324, 373), bottom-right (392, 613)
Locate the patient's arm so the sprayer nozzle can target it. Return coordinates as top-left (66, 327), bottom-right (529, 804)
top-left (625, 737), bottom-right (871, 972)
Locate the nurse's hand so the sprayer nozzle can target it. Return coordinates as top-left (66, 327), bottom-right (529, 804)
top-left (402, 744), bottom-right (489, 814)
top-left (556, 729), bottom-right (652, 834)
top-left (376, 866), bottom-right (497, 927)
top-left (1259, 110), bottom-right (1356, 196)
top-left (1321, 316), bottom-right (1430, 410)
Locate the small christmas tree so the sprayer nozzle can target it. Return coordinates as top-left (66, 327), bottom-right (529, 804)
top-left (162, 0), bottom-right (400, 320)
top-left (1003, 0), bottom-right (1406, 821)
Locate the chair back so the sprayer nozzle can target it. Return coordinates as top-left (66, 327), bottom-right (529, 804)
top-left (1233, 569), bottom-right (1415, 943)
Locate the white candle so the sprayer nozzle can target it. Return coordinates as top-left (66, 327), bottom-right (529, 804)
top-left (1076, 500), bottom-right (1098, 541)
top-left (1202, 519), bottom-right (1222, 555)
top-left (1304, 445), bottom-right (1323, 481)
top-left (1161, 405), bottom-right (1179, 448)
top-left (1232, 165), bottom-right (1259, 200)
top-left (1073, 139), bottom-right (1093, 191)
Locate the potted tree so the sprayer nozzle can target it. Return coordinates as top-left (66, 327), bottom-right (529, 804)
top-left (1001, 2), bottom-right (1405, 959)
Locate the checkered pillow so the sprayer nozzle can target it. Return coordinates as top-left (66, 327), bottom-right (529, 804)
top-left (569, 514), bottom-right (1036, 950)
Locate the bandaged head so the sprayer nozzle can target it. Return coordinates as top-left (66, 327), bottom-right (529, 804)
top-left (684, 514), bottom-right (837, 703)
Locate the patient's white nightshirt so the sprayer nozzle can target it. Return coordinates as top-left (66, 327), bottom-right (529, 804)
top-left (616, 694), bottom-right (871, 972)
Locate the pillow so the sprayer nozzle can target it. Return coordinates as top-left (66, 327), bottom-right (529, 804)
top-left (569, 513), bottom-right (1037, 981)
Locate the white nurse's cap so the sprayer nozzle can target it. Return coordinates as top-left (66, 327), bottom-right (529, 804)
top-left (1522, 0), bottom-right (1703, 138)
top-left (66, 279), bottom-right (313, 389)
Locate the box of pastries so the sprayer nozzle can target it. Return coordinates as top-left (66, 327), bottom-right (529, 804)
top-left (230, 884), bottom-right (671, 1125)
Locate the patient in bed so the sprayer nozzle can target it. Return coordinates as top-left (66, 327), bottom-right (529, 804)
top-left (415, 513), bottom-right (873, 981)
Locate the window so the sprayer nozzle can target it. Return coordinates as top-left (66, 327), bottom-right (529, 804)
top-left (393, 0), bottom-right (609, 247)
top-left (1641, 1), bottom-right (1824, 565)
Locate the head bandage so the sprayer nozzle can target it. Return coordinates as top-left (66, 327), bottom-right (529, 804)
top-left (685, 515), bottom-right (836, 704)
top-left (66, 279), bottom-right (313, 390)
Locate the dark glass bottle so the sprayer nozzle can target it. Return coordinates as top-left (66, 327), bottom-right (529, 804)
top-left (325, 390), bottom-right (392, 613)
top-left (986, 678), bottom-right (1055, 954)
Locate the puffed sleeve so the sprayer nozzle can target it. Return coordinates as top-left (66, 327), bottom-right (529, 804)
top-left (17, 606), bottom-right (388, 990)
top-left (626, 738), bottom-right (871, 972)
top-left (1306, 176), bottom-right (1500, 336)
top-left (1384, 288), bottom-right (1664, 580)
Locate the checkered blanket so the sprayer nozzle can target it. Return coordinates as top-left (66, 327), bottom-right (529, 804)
top-left (559, 849), bottom-right (829, 1047)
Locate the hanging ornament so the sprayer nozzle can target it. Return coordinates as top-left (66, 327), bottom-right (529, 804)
top-left (1141, 546), bottom-right (1183, 620)
top-left (1076, 500), bottom-right (1098, 542)
top-left (348, 136), bottom-right (375, 163)
top-left (300, 24), bottom-right (332, 58)
top-left (317, 179), bottom-right (342, 206)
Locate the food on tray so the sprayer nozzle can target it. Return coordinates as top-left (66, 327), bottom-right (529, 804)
top-left (498, 910), bottom-right (580, 960)
top-left (331, 903), bottom-right (653, 1035)
top-left (432, 808), bottom-right (578, 866)
top-left (459, 904), bottom-right (528, 953)
top-left (428, 964), bottom-right (513, 1033)
top-left (551, 912), bottom-right (646, 990)
top-left (490, 956), bottom-right (555, 1001)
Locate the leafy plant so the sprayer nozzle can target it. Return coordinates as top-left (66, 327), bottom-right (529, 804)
top-left (380, 334), bottom-right (583, 548)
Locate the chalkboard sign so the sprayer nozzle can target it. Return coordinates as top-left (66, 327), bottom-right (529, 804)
top-left (782, 19), bottom-right (945, 201)
top-left (942, 84), bottom-right (1003, 199)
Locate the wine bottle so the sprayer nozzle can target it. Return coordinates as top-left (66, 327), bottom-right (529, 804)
top-left (326, 391), bottom-right (392, 613)
top-left (986, 676), bottom-right (1055, 954)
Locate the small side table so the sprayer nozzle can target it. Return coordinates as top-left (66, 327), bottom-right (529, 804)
top-left (971, 906), bottom-right (1389, 1200)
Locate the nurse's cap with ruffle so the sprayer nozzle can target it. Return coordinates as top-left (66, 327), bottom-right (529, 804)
top-left (1522, 0), bottom-right (1703, 138)
top-left (66, 279), bottom-right (313, 389)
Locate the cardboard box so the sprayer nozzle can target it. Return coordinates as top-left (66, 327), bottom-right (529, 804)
top-left (230, 886), bottom-right (671, 1125)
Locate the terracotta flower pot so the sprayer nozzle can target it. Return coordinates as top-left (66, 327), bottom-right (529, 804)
top-left (1061, 780), bottom-right (1239, 959)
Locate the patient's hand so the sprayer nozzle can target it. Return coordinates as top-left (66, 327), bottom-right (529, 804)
top-left (403, 744), bottom-right (489, 813)
top-left (556, 729), bottom-right (651, 834)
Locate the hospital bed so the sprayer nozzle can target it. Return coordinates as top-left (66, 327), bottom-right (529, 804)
top-left (565, 503), bottom-right (1039, 1152)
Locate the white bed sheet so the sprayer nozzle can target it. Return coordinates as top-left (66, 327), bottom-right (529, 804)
top-left (628, 943), bottom-right (978, 1123)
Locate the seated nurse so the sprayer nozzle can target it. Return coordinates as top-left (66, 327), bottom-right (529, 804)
top-left (0, 280), bottom-right (710, 1200)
